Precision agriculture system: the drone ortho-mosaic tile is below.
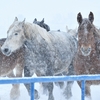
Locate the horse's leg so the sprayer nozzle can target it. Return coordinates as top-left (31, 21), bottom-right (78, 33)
top-left (47, 82), bottom-right (54, 100)
top-left (7, 70), bottom-right (16, 100)
top-left (42, 66), bottom-right (54, 100)
top-left (8, 64), bottom-right (23, 100)
top-left (54, 73), bottom-right (64, 89)
top-left (63, 63), bottom-right (74, 99)
top-left (85, 83), bottom-right (91, 100)
top-left (77, 81), bottom-right (91, 100)
top-left (24, 66), bottom-right (40, 99)
top-left (63, 81), bottom-right (74, 99)
top-left (42, 82), bottom-right (54, 100)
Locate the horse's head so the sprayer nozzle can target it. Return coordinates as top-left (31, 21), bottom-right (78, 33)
top-left (77, 12), bottom-right (95, 56)
top-left (33, 18), bottom-right (44, 25)
top-left (33, 18), bottom-right (50, 31)
top-left (1, 17), bottom-right (26, 56)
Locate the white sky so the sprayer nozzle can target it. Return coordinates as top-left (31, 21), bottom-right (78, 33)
top-left (0, 0), bottom-right (100, 38)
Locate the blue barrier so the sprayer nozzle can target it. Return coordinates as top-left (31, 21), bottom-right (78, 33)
top-left (0, 74), bottom-right (100, 100)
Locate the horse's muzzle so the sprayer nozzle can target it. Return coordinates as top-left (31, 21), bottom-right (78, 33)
top-left (1, 47), bottom-right (11, 56)
top-left (81, 46), bottom-right (91, 56)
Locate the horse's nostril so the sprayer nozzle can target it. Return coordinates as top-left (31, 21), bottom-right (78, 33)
top-left (4, 48), bottom-right (9, 53)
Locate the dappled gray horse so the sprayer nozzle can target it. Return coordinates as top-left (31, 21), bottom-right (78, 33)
top-left (1, 17), bottom-right (77, 100)
top-left (33, 18), bottom-right (50, 31)
top-left (0, 18), bottom-right (56, 100)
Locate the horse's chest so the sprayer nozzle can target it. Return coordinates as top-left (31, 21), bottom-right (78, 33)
top-left (24, 45), bottom-right (54, 75)
top-left (74, 56), bottom-right (100, 74)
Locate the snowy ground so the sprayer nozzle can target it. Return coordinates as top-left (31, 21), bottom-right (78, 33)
top-left (0, 74), bottom-right (100, 100)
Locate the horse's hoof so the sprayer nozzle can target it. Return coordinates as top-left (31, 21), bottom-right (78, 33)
top-left (10, 87), bottom-right (20, 100)
top-left (10, 97), bottom-right (19, 100)
top-left (63, 91), bottom-right (72, 100)
top-left (34, 89), bottom-right (40, 100)
top-left (10, 95), bottom-right (19, 100)
top-left (48, 94), bottom-right (54, 100)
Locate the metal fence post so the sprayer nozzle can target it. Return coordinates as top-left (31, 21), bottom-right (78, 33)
top-left (31, 83), bottom-right (34, 100)
top-left (81, 80), bottom-right (85, 100)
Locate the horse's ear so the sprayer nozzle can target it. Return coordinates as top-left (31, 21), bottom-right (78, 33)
top-left (14, 17), bottom-right (18, 22)
top-left (77, 12), bottom-right (82, 24)
top-left (22, 18), bottom-right (25, 27)
top-left (23, 18), bottom-right (25, 23)
top-left (89, 12), bottom-right (94, 23)
top-left (41, 18), bottom-right (44, 23)
top-left (33, 18), bottom-right (37, 23)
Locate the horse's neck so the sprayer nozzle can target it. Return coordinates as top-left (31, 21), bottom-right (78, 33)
top-left (92, 27), bottom-right (100, 58)
top-left (24, 23), bottom-right (51, 44)
top-left (24, 23), bottom-right (54, 52)
top-left (93, 26), bottom-right (100, 38)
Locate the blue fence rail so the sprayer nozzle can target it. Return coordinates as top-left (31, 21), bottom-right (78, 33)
top-left (0, 74), bottom-right (100, 100)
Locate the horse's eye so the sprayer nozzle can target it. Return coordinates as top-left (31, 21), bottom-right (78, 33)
top-left (15, 33), bottom-right (18, 35)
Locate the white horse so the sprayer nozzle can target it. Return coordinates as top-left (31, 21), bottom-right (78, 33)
top-left (1, 17), bottom-right (77, 100)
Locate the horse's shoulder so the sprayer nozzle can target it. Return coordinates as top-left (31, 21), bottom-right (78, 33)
top-left (92, 26), bottom-right (100, 38)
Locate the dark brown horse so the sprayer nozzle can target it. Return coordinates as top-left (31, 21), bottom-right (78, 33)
top-left (0, 38), bottom-right (24, 100)
top-left (74, 12), bottom-right (100, 100)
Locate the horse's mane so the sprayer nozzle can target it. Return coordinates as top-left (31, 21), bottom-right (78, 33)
top-left (92, 24), bottom-right (100, 43)
top-left (92, 24), bottom-right (100, 58)
top-left (24, 22), bottom-right (52, 44)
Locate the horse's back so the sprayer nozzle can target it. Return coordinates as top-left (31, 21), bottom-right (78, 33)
top-left (48, 31), bottom-right (77, 74)
top-left (49, 31), bottom-right (77, 54)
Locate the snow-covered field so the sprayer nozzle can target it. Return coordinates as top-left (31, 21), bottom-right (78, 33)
top-left (0, 0), bottom-right (100, 100)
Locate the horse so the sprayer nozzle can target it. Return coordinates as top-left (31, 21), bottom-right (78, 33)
top-left (73, 12), bottom-right (100, 100)
top-left (0, 38), bottom-right (24, 100)
top-left (0, 18), bottom-right (58, 100)
top-left (33, 18), bottom-right (50, 31)
top-left (0, 18), bottom-right (60, 100)
top-left (1, 17), bottom-right (77, 100)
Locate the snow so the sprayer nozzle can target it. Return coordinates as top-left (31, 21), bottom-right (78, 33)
top-left (0, 0), bottom-right (100, 100)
